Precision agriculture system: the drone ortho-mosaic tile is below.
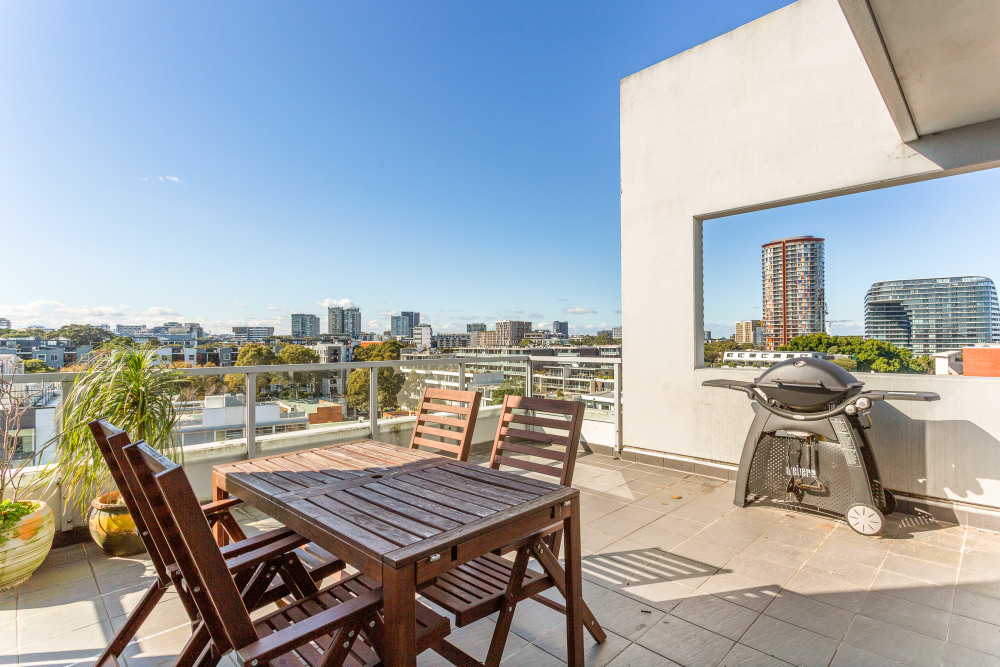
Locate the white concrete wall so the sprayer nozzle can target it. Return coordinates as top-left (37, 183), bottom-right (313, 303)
top-left (620, 0), bottom-right (1000, 507)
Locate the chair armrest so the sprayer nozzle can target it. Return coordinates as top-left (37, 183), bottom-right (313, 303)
top-left (200, 497), bottom-right (242, 516)
top-left (235, 588), bottom-right (382, 664)
top-left (224, 533), bottom-right (309, 573)
top-left (220, 527), bottom-right (301, 559)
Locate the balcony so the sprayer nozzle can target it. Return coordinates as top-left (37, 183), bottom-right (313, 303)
top-left (6, 444), bottom-right (1000, 665)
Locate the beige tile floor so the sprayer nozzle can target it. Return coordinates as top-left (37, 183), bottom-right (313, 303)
top-left (4, 452), bottom-right (1000, 666)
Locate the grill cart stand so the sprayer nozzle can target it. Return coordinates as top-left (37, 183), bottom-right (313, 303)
top-left (705, 359), bottom-right (938, 536)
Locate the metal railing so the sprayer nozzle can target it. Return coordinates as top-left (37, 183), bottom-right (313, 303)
top-left (15, 354), bottom-right (622, 458)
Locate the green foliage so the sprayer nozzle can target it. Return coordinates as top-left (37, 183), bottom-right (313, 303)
top-left (225, 343), bottom-right (279, 395)
top-left (351, 340), bottom-right (403, 363)
top-left (346, 341), bottom-right (406, 413)
top-left (1, 328), bottom-right (47, 339)
top-left (101, 336), bottom-right (135, 350)
top-left (780, 333), bottom-right (864, 355)
top-left (0, 500), bottom-right (38, 547)
top-left (492, 379), bottom-right (525, 405)
top-left (176, 363), bottom-right (226, 401)
top-left (518, 339), bottom-right (533, 346)
top-left (56, 346), bottom-right (182, 513)
top-left (23, 359), bottom-right (54, 373)
top-left (54, 324), bottom-right (113, 347)
top-left (831, 357), bottom-right (858, 372)
top-left (703, 339), bottom-right (741, 366)
top-left (781, 333), bottom-right (930, 374)
top-left (274, 344), bottom-right (322, 398)
top-left (566, 333), bottom-right (617, 346)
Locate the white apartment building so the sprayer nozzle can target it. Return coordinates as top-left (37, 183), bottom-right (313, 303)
top-left (722, 350), bottom-right (833, 367)
top-left (115, 324), bottom-right (146, 336)
top-left (412, 324), bottom-right (433, 351)
top-left (232, 326), bottom-right (274, 342)
top-left (174, 394), bottom-right (309, 447)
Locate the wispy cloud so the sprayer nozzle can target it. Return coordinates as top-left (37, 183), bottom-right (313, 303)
top-left (317, 297), bottom-right (357, 309)
top-left (563, 307), bottom-right (597, 314)
top-left (138, 176), bottom-right (184, 184)
top-left (266, 306), bottom-right (291, 313)
top-left (377, 310), bottom-right (397, 316)
top-left (367, 319), bottom-right (381, 329)
top-left (232, 302), bottom-right (247, 308)
top-left (0, 300), bottom-right (180, 329)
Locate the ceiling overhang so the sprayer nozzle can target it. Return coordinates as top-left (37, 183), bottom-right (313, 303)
top-left (839, 0), bottom-right (1000, 142)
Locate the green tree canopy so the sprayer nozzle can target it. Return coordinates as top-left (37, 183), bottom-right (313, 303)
top-left (101, 336), bottom-right (135, 350)
top-left (23, 359), bottom-right (54, 373)
top-left (704, 339), bottom-right (740, 366)
top-left (346, 341), bottom-right (405, 413)
top-left (781, 334), bottom-right (930, 374)
top-left (225, 343), bottom-right (279, 395)
top-left (54, 324), bottom-right (113, 347)
top-left (492, 379), bottom-right (525, 405)
top-left (274, 344), bottom-right (322, 398)
top-left (1, 328), bottom-right (47, 339)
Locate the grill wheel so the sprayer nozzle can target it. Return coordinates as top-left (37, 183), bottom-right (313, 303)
top-left (846, 504), bottom-right (884, 535)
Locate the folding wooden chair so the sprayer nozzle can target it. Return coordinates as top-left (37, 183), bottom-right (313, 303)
top-left (88, 419), bottom-right (345, 667)
top-left (408, 387), bottom-right (481, 461)
top-left (419, 396), bottom-right (606, 666)
top-left (128, 440), bottom-right (451, 666)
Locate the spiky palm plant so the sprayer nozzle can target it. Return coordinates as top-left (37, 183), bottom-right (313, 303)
top-left (56, 345), bottom-right (181, 513)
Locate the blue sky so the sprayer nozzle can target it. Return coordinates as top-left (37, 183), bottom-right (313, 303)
top-left (2, 2), bottom-right (996, 337)
top-left (704, 169), bottom-right (1000, 337)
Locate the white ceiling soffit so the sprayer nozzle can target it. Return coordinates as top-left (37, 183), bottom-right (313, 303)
top-left (839, 0), bottom-right (1000, 140)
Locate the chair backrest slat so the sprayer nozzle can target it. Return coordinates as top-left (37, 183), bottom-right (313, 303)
top-left (124, 441), bottom-right (258, 652)
top-left (488, 396), bottom-right (585, 487)
top-left (87, 420), bottom-right (172, 583)
top-left (408, 388), bottom-right (482, 462)
top-left (489, 395), bottom-right (585, 557)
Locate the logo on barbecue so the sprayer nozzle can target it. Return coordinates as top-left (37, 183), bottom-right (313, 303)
top-left (785, 465), bottom-right (817, 478)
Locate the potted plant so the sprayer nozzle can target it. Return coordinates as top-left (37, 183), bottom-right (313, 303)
top-left (56, 345), bottom-right (181, 556)
top-left (0, 364), bottom-right (56, 590)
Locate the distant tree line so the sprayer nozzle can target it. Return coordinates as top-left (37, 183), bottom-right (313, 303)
top-left (704, 333), bottom-right (931, 374)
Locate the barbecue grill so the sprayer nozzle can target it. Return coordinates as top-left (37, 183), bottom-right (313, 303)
top-left (704, 358), bottom-right (939, 535)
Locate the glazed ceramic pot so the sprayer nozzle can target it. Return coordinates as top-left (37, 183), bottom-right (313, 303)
top-left (0, 501), bottom-right (55, 591)
top-left (88, 490), bottom-right (145, 556)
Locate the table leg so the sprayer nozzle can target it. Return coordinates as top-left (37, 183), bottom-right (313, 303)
top-left (382, 562), bottom-right (417, 667)
top-left (212, 471), bottom-right (229, 547)
top-left (564, 496), bottom-right (585, 666)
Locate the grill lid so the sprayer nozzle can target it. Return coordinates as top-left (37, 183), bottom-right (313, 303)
top-left (754, 357), bottom-right (864, 411)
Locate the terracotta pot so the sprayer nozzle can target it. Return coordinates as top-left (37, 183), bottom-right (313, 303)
top-left (88, 490), bottom-right (146, 557)
top-left (0, 501), bottom-right (55, 591)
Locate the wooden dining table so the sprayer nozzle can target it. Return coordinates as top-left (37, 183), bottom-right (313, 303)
top-left (212, 439), bottom-right (586, 667)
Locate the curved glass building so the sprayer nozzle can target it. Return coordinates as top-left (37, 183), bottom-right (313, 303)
top-left (864, 276), bottom-right (1000, 355)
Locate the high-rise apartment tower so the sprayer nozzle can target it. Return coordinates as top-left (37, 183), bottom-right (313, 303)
top-left (762, 236), bottom-right (825, 348)
top-left (865, 276), bottom-right (1000, 355)
top-left (291, 314), bottom-right (320, 337)
top-left (327, 306), bottom-right (361, 337)
top-left (735, 320), bottom-right (763, 345)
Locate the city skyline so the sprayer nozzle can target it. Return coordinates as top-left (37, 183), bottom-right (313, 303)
top-left (704, 168), bottom-right (1000, 338)
top-left (4, 2), bottom-right (998, 342)
top-left (0, 302), bottom-right (620, 337)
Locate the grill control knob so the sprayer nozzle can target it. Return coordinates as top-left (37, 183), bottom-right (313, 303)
top-left (845, 404), bottom-right (857, 415)
top-left (856, 397), bottom-right (872, 410)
